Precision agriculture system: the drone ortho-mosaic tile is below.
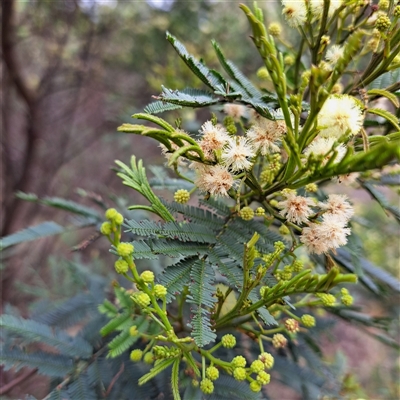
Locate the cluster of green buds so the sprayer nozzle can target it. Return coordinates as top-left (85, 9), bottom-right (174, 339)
top-left (100, 208), bottom-right (124, 239)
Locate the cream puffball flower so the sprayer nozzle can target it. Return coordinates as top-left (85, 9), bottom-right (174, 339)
top-left (318, 95), bottom-right (364, 138)
top-left (198, 121), bottom-right (230, 159)
top-left (223, 104), bottom-right (247, 121)
top-left (318, 194), bottom-right (354, 222)
top-left (281, 0), bottom-right (307, 27)
top-left (304, 137), bottom-right (346, 165)
top-left (325, 45), bottom-right (344, 64)
top-left (277, 193), bottom-right (315, 225)
top-left (310, 0), bottom-right (343, 19)
top-left (221, 136), bottom-right (255, 172)
top-left (194, 164), bottom-right (234, 197)
top-left (300, 214), bottom-right (351, 254)
top-left (246, 111), bottom-right (289, 155)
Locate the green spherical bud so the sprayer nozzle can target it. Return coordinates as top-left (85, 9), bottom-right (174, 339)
top-left (153, 284), bottom-right (167, 299)
top-left (305, 183), bottom-right (318, 193)
top-left (232, 355), bottom-right (247, 368)
top-left (239, 206), bottom-right (254, 221)
top-left (174, 189), bottom-right (190, 204)
top-left (255, 207), bottom-right (265, 216)
top-left (256, 371), bottom-right (271, 385)
top-left (105, 208), bottom-right (118, 221)
top-left (281, 270), bottom-right (292, 281)
top-left (114, 213), bottom-right (124, 225)
top-left (319, 293), bottom-right (336, 307)
top-left (100, 222), bottom-right (112, 235)
top-left (250, 381), bottom-right (262, 392)
top-left (130, 349), bottom-right (143, 362)
top-left (268, 22), bottom-right (281, 36)
top-left (250, 360), bottom-right (265, 373)
top-left (293, 260), bottom-right (304, 273)
top-left (272, 333), bottom-right (287, 349)
top-left (221, 334), bottom-right (236, 349)
top-left (320, 35), bottom-right (330, 46)
top-left (301, 314), bottom-right (316, 328)
top-left (143, 352), bottom-right (154, 364)
top-left (200, 378), bottom-right (214, 394)
top-left (341, 294), bottom-right (354, 306)
top-left (259, 352), bottom-right (274, 369)
top-left (129, 325), bottom-right (138, 336)
top-left (192, 379), bottom-right (199, 387)
top-left (379, 0), bottom-right (389, 10)
top-left (233, 367), bottom-right (247, 381)
top-left (117, 242), bottom-right (134, 257)
top-left (284, 55), bottom-right (295, 66)
top-left (279, 224), bottom-right (290, 235)
top-left (259, 286), bottom-right (269, 298)
top-left (394, 5), bottom-right (400, 17)
top-left (285, 318), bottom-right (300, 333)
top-left (135, 292), bottom-right (151, 308)
top-left (140, 270), bottom-right (155, 284)
top-left (115, 259), bottom-right (129, 274)
top-left (340, 288), bottom-right (349, 295)
top-left (270, 199), bottom-right (279, 208)
top-left (206, 366), bottom-right (219, 381)
top-left (375, 14), bottom-right (391, 32)
top-left (257, 67), bottom-right (270, 80)
top-left (274, 241), bottom-right (285, 252)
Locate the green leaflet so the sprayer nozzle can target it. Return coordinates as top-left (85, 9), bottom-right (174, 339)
top-left (187, 260), bottom-right (217, 347)
top-left (0, 315), bottom-right (92, 358)
top-left (159, 87), bottom-right (219, 107)
top-left (0, 348), bottom-right (74, 378)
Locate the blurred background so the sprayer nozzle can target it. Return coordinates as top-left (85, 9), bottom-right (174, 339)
top-left (1, 0), bottom-right (399, 398)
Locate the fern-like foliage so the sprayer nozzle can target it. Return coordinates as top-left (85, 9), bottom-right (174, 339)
top-left (186, 260), bottom-right (218, 346)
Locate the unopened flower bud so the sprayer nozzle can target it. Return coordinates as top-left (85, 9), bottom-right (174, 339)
top-left (341, 294), bottom-right (354, 306)
top-left (305, 183), bottom-right (318, 192)
top-left (153, 284), bottom-right (167, 299)
top-left (114, 213), bottom-right (124, 225)
top-left (285, 318), bottom-right (300, 333)
top-left (100, 222), bottom-right (112, 235)
top-left (284, 55), bottom-right (295, 66)
top-left (257, 67), bottom-right (270, 80)
top-left (233, 367), bottom-right (247, 381)
top-left (129, 325), bottom-right (138, 336)
top-left (255, 207), bottom-right (265, 216)
top-left (200, 378), bottom-right (214, 394)
top-left (301, 314), bottom-right (316, 328)
top-left (256, 371), bottom-right (271, 385)
top-left (135, 292), bottom-right (151, 308)
top-left (318, 293), bottom-right (336, 307)
top-left (174, 189), bottom-right (190, 204)
top-left (140, 270), bottom-right (155, 283)
top-left (105, 208), bottom-right (118, 221)
top-left (206, 366), bottom-right (219, 381)
top-left (279, 224), bottom-right (290, 235)
top-left (251, 360), bottom-right (265, 373)
top-left (379, 0), bottom-right (389, 10)
top-left (143, 352), bottom-right (154, 364)
top-left (272, 333), bottom-right (287, 348)
top-left (250, 381), bottom-right (262, 392)
top-left (221, 334), bottom-right (236, 348)
top-left (231, 355), bottom-right (247, 368)
top-left (130, 349), bottom-right (143, 362)
top-left (115, 259), bottom-right (129, 274)
top-left (117, 242), bottom-right (134, 257)
top-left (375, 14), bottom-right (391, 32)
top-left (394, 5), bottom-right (400, 17)
top-left (268, 22), bottom-right (282, 36)
top-left (259, 352), bottom-right (274, 369)
top-left (239, 206), bottom-right (254, 221)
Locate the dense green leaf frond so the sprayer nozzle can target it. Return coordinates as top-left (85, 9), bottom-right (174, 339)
top-left (200, 197), bottom-right (232, 217)
top-left (0, 348), bottom-right (74, 377)
top-left (126, 219), bottom-right (217, 243)
top-left (0, 221), bottom-right (65, 250)
top-left (32, 293), bottom-right (96, 329)
top-left (144, 100), bottom-right (183, 114)
top-left (159, 256), bottom-right (197, 302)
top-left (210, 374), bottom-right (261, 400)
top-left (208, 248), bottom-right (243, 289)
top-left (187, 260), bottom-right (217, 346)
top-left (166, 32), bottom-right (227, 93)
top-left (131, 240), bottom-right (159, 259)
top-left (159, 87), bottom-right (219, 107)
top-left (161, 199), bottom-right (225, 227)
top-left (0, 315), bottom-right (92, 358)
top-left (100, 312), bottom-right (132, 336)
top-left (248, 291), bottom-right (277, 326)
top-left (64, 372), bottom-right (99, 400)
top-left (149, 238), bottom-right (210, 258)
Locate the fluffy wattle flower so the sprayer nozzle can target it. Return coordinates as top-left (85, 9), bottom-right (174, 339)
top-left (198, 121), bottom-right (230, 159)
top-left (277, 193), bottom-right (315, 224)
top-left (221, 136), bottom-right (255, 172)
top-left (300, 214), bottom-right (351, 254)
top-left (194, 164), bottom-right (234, 197)
top-left (325, 45), bottom-right (344, 64)
top-left (310, 0), bottom-right (342, 19)
top-left (318, 95), bottom-right (364, 138)
top-left (318, 194), bottom-right (354, 222)
top-left (246, 111), bottom-right (288, 155)
top-left (303, 137), bottom-right (346, 165)
top-left (223, 104), bottom-right (247, 121)
top-left (281, 0), bottom-right (307, 27)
